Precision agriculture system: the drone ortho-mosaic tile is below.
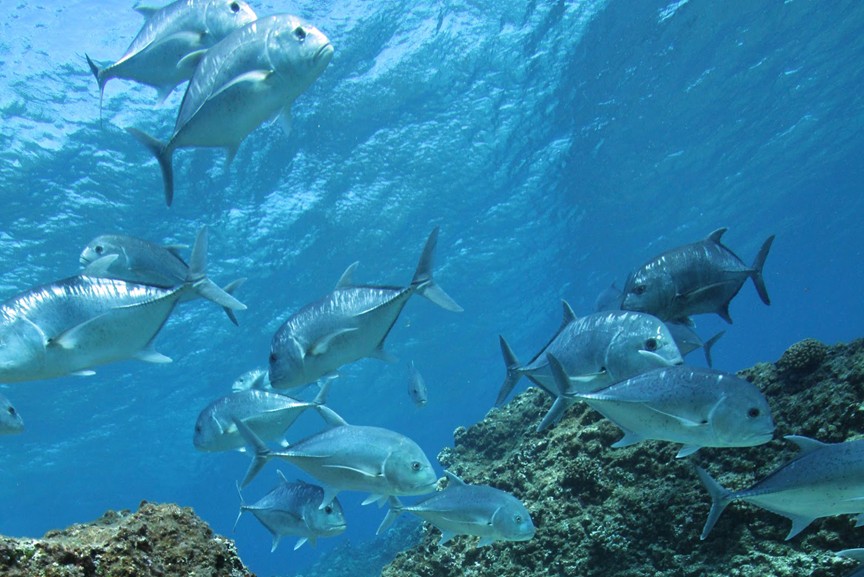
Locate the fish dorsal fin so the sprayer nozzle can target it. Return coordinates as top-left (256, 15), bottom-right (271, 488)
top-left (444, 471), bottom-right (466, 487)
top-left (133, 4), bottom-right (159, 19)
top-left (707, 228), bottom-right (728, 243)
top-left (785, 435), bottom-right (828, 456)
top-left (560, 299), bottom-right (577, 326)
top-left (336, 262), bottom-right (359, 288)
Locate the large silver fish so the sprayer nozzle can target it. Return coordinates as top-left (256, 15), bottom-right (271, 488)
top-left (0, 393), bottom-right (24, 434)
top-left (621, 228), bottom-right (775, 323)
top-left (85, 0), bottom-right (257, 111)
top-left (377, 471), bottom-right (535, 547)
top-left (235, 411), bottom-right (437, 509)
top-left (268, 227), bottom-right (462, 391)
top-left (235, 471), bottom-right (347, 551)
top-left (696, 436), bottom-right (864, 540)
top-left (80, 226), bottom-right (246, 324)
top-left (0, 277), bottom-right (188, 383)
top-left (548, 358), bottom-right (775, 458)
top-left (497, 304), bottom-right (683, 431)
top-left (127, 14), bottom-right (334, 205)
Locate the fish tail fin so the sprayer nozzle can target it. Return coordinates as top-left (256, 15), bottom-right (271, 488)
top-left (233, 481), bottom-right (246, 532)
top-left (232, 417), bottom-right (272, 488)
top-left (537, 397), bottom-right (573, 432)
top-left (125, 126), bottom-right (175, 206)
top-left (376, 496), bottom-right (405, 535)
top-left (85, 54), bottom-right (108, 123)
top-left (410, 227), bottom-right (463, 312)
top-left (750, 234), bottom-right (775, 305)
top-left (313, 380), bottom-right (332, 405)
top-left (495, 335), bottom-right (523, 406)
top-left (694, 466), bottom-right (734, 540)
top-left (185, 227), bottom-right (247, 314)
top-left (535, 353), bottom-right (577, 431)
top-left (702, 330), bottom-right (725, 367)
top-left (220, 278), bottom-right (247, 326)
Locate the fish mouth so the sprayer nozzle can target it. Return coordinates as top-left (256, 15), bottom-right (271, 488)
top-left (315, 43), bottom-right (334, 63)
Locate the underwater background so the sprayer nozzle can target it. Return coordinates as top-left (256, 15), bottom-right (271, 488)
top-left (1, 0), bottom-right (863, 576)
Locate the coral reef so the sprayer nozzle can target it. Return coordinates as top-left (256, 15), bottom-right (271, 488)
top-left (380, 338), bottom-right (864, 577)
top-left (777, 337), bottom-right (829, 381)
top-left (0, 501), bottom-right (252, 577)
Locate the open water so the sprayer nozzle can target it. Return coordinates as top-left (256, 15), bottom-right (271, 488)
top-left (1, 1), bottom-right (863, 575)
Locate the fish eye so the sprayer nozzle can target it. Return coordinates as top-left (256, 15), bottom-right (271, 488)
top-left (634, 284), bottom-right (647, 295)
top-left (410, 461), bottom-right (421, 472)
top-left (514, 514), bottom-right (523, 524)
top-left (230, 2), bottom-right (240, 12)
top-left (747, 407), bottom-right (761, 418)
top-left (294, 26), bottom-right (307, 42)
top-left (269, 352), bottom-right (277, 363)
top-left (194, 424), bottom-right (201, 433)
top-left (644, 338), bottom-right (658, 351)
top-left (7, 407), bottom-right (15, 416)
top-left (324, 505), bottom-right (333, 514)
top-left (94, 245), bottom-right (104, 254)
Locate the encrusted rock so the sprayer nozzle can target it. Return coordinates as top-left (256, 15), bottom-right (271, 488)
top-left (777, 338), bottom-right (829, 376)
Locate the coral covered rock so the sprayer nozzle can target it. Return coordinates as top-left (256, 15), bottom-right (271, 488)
top-left (777, 338), bottom-right (829, 377)
top-left (0, 501), bottom-right (252, 577)
top-left (380, 339), bottom-right (864, 577)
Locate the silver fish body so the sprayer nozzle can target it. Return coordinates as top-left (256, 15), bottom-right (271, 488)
top-left (127, 14), bottom-right (334, 205)
top-left (621, 228), bottom-right (774, 323)
top-left (378, 471), bottom-right (535, 547)
top-left (236, 472), bottom-right (346, 551)
top-left (0, 393), bottom-right (24, 434)
top-left (558, 363), bottom-right (775, 458)
top-left (408, 361), bottom-right (428, 406)
top-left (697, 436), bottom-right (864, 540)
top-left (0, 276), bottom-right (186, 383)
top-left (664, 320), bottom-right (724, 367)
top-left (269, 228), bottom-right (462, 390)
top-left (86, 0), bottom-right (257, 105)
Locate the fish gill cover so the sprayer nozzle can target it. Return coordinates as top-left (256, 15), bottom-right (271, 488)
top-left (0, 1), bottom-right (863, 577)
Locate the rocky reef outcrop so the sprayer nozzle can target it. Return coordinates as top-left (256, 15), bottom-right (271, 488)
top-left (380, 338), bottom-right (864, 577)
top-left (0, 501), bottom-right (252, 577)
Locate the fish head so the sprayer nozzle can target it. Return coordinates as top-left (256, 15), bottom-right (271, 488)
top-left (606, 312), bottom-right (683, 379)
top-left (0, 318), bottom-right (49, 381)
top-left (381, 440), bottom-right (438, 496)
top-left (490, 500), bottom-right (536, 542)
top-left (0, 394), bottom-right (24, 434)
top-left (709, 379), bottom-right (775, 447)
top-left (79, 235), bottom-right (127, 269)
top-left (621, 262), bottom-right (674, 318)
top-left (268, 332), bottom-right (308, 389)
top-left (192, 410), bottom-right (228, 451)
top-left (203, 0), bottom-right (258, 38)
top-left (266, 15), bottom-right (334, 92)
top-left (303, 495), bottom-right (348, 537)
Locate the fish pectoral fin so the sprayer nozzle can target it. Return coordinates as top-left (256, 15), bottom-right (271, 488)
top-left (321, 463), bottom-right (381, 478)
top-left (151, 30), bottom-right (205, 51)
top-left (570, 370), bottom-right (606, 383)
top-left (70, 370), bottom-right (96, 377)
top-left (176, 49), bottom-right (207, 72)
top-left (674, 281), bottom-right (736, 303)
top-left (309, 328), bottom-right (358, 356)
top-left (83, 254), bottom-right (120, 276)
top-left (48, 314), bottom-right (113, 350)
top-left (211, 70), bottom-right (274, 100)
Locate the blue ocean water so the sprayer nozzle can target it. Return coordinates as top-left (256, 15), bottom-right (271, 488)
top-left (1, 0), bottom-right (863, 575)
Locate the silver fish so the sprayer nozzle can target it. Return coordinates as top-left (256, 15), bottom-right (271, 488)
top-left (497, 303), bottom-right (683, 431)
top-left (80, 226), bottom-right (246, 324)
top-left (621, 228), bottom-right (774, 323)
top-left (549, 358), bottom-right (774, 458)
top-left (268, 227), bottom-right (462, 391)
top-left (836, 549), bottom-right (864, 577)
top-left (235, 471), bottom-right (347, 551)
top-left (193, 385), bottom-right (330, 452)
top-left (231, 368), bottom-right (272, 392)
top-left (234, 411), bottom-right (437, 508)
top-left (0, 393), bottom-right (24, 434)
top-left (696, 436), bottom-right (864, 540)
top-left (85, 0), bottom-right (257, 111)
top-left (126, 14), bottom-right (334, 205)
top-left (664, 320), bottom-right (724, 367)
top-left (377, 471), bottom-right (535, 547)
top-left (407, 361), bottom-right (428, 406)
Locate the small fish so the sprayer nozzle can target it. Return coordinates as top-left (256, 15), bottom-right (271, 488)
top-left (269, 227), bottom-right (462, 391)
top-left (621, 228), bottom-right (775, 323)
top-left (85, 0), bottom-right (257, 112)
top-left (80, 226), bottom-right (246, 324)
top-left (377, 471), bottom-right (535, 547)
top-left (548, 357), bottom-right (775, 458)
top-left (836, 549), bottom-right (864, 577)
top-left (193, 384), bottom-right (330, 452)
top-left (664, 320), bottom-right (724, 367)
top-left (407, 361), bottom-right (428, 406)
top-left (593, 281), bottom-right (623, 312)
top-left (234, 410), bottom-right (437, 508)
top-left (497, 303), bottom-right (683, 431)
top-left (231, 368), bottom-right (272, 392)
top-left (696, 436), bottom-right (864, 540)
top-left (235, 471), bottom-right (347, 551)
top-left (126, 14), bottom-right (334, 205)
top-left (0, 393), bottom-right (24, 434)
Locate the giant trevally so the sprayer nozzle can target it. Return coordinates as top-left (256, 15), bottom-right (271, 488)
top-left (696, 436), bottom-right (864, 540)
top-left (85, 0), bottom-right (257, 112)
top-left (548, 357), bottom-right (774, 458)
top-left (234, 411), bottom-right (437, 508)
top-left (268, 227), bottom-right (462, 391)
top-left (377, 471), bottom-right (535, 547)
top-left (0, 393), bottom-right (24, 434)
top-left (496, 304), bottom-right (683, 431)
top-left (235, 471), bottom-right (347, 551)
top-left (126, 14), bottom-right (334, 205)
top-left (193, 385), bottom-right (331, 452)
top-left (620, 228), bottom-right (775, 323)
top-left (836, 549), bottom-right (864, 577)
top-left (80, 226), bottom-right (246, 324)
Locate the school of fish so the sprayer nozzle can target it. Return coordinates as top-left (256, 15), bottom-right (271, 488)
top-left (1, 0), bottom-right (860, 570)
